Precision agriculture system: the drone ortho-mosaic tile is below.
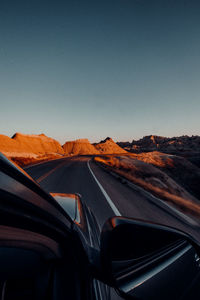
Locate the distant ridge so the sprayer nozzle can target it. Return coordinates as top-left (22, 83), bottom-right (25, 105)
top-left (118, 135), bottom-right (200, 154)
top-left (93, 137), bottom-right (114, 144)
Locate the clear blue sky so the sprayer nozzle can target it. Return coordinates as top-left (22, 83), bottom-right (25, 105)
top-left (0, 0), bottom-right (200, 144)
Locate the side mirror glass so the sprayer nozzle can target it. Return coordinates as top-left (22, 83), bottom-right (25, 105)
top-left (100, 217), bottom-right (200, 300)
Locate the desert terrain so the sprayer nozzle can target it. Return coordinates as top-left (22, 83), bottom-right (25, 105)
top-left (118, 135), bottom-right (200, 167)
top-left (0, 132), bottom-right (200, 219)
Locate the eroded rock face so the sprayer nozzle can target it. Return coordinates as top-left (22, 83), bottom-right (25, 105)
top-left (63, 139), bottom-right (100, 155)
top-left (94, 137), bottom-right (127, 154)
top-left (0, 133), bottom-right (127, 159)
top-left (62, 137), bottom-right (127, 155)
top-left (118, 135), bottom-right (200, 154)
top-left (0, 133), bottom-right (64, 158)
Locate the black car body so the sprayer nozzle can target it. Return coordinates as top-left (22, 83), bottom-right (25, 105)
top-left (0, 152), bottom-right (200, 300)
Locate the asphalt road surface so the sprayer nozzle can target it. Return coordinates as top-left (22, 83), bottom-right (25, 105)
top-left (25, 156), bottom-right (200, 238)
top-left (25, 156), bottom-right (200, 300)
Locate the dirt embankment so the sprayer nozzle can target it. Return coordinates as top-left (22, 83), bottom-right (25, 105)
top-left (10, 154), bottom-right (63, 167)
top-left (130, 151), bottom-right (200, 200)
top-left (94, 152), bottom-right (200, 218)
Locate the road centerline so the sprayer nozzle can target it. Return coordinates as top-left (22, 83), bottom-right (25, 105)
top-left (36, 162), bottom-right (66, 183)
top-left (87, 160), bottom-right (121, 216)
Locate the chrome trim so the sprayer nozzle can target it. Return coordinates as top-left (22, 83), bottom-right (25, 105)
top-left (122, 244), bottom-right (192, 293)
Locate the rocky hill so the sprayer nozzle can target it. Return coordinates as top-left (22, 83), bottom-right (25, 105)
top-left (94, 137), bottom-right (127, 154)
top-left (0, 133), bottom-right (64, 165)
top-left (63, 137), bottom-right (127, 155)
top-left (63, 139), bottom-right (99, 155)
top-left (0, 134), bottom-right (127, 164)
top-left (118, 135), bottom-right (200, 166)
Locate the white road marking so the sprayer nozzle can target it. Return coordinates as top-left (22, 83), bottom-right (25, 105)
top-left (87, 160), bottom-right (121, 216)
top-left (89, 161), bottom-right (199, 227)
top-left (126, 181), bottom-right (199, 227)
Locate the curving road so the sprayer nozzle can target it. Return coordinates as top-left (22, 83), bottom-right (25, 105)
top-left (25, 155), bottom-right (200, 300)
top-left (25, 156), bottom-right (200, 241)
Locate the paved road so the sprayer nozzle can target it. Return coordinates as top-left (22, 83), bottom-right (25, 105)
top-left (25, 156), bottom-right (200, 241)
top-left (25, 156), bottom-right (200, 300)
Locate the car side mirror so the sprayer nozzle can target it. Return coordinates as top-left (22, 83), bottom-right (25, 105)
top-left (100, 217), bottom-right (200, 300)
